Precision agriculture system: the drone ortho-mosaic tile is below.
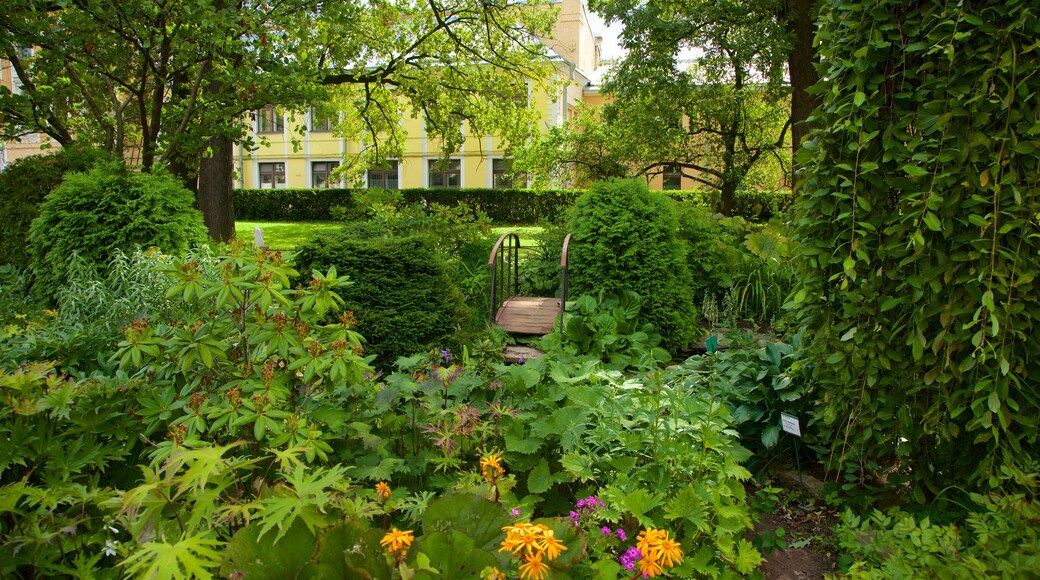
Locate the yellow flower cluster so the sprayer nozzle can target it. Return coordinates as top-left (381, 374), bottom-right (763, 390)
top-left (481, 452), bottom-right (505, 482)
top-left (380, 527), bottom-right (414, 558)
top-left (375, 481), bottom-right (392, 502)
top-left (636, 528), bottom-right (684, 578)
top-left (499, 522), bottom-right (567, 580)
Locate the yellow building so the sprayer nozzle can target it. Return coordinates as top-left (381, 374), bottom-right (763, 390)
top-left (0, 50), bottom-right (58, 170)
top-left (234, 0), bottom-right (609, 191)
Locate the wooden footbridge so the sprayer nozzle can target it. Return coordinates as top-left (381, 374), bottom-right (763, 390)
top-left (488, 232), bottom-right (571, 361)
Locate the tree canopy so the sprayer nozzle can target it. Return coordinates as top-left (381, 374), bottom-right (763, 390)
top-left (517, 0), bottom-right (798, 213)
top-left (1, 0), bottom-right (559, 239)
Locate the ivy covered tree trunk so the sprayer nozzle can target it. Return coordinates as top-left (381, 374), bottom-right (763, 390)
top-left (197, 136), bottom-right (236, 242)
top-left (792, 0), bottom-right (1040, 498)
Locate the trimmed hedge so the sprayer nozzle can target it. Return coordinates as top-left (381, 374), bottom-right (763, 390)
top-left (234, 187), bottom-right (580, 224)
top-left (293, 227), bottom-right (469, 366)
top-left (671, 189), bottom-right (794, 222)
top-left (234, 186), bottom-right (790, 224)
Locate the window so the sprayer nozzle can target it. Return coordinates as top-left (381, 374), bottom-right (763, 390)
top-left (428, 159), bottom-right (461, 188)
top-left (259, 162), bottom-right (286, 188)
top-left (257, 105), bottom-right (283, 134)
top-left (492, 158), bottom-right (515, 188)
top-left (367, 161), bottom-right (399, 189)
top-left (312, 161), bottom-right (340, 188)
top-left (311, 108), bottom-right (334, 132)
top-left (663, 165), bottom-right (683, 190)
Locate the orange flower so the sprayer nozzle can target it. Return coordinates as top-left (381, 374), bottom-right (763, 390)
top-left (481, 452), bottom-right (505, 481)
top-left (636, 528), bottom-right (683, 577)
top-left (379, 527), bottom-right (414, 556)
top-left (375, 481), bottom-right (391, 501)
top-left (535, 528), bottom-right (566, 560)
top-left (638, 555), bottom-right (665, 578)
top-left (518, 553), bottom-right (550, 580)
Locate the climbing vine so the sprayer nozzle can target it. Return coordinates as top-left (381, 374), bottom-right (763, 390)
top-left (792, 0), bottom-right (1040, 498)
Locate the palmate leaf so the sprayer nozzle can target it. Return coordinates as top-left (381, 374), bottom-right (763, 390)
top-left (622, 489), bottom-right (664, 528)
top-left (121, 532), bottom-right (223, 580)
top-left (663, 485), bottom-right (709, 532)
top-left (257, 464), bottom-right (348, 542)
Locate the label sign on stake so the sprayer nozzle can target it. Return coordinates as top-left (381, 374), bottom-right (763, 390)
top-left (780, 413), bottom-right (801, 437)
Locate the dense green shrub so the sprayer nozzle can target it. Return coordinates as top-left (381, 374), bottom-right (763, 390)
top-left (27, 162), bottom-right (206, 301)
top-left (0, 147), bottom-right (115, 268)
top-left (674, 204), bottom-right (747, 304)
top-left (792, 0), bottom-right (1040, 497)
top-left (518, 225), bottom-right (569, 297)
top-left (671, 189), bottom-right (793, 222)
top-left (1, 250), bottom-right (176, 374)
top-left (294, 229), bottom-right (469, 365)
top-left (235, 187), bottom-right (580, 224)
top-left (836, 494), bottom-right (1040, 578)
top-left (567, 179), bottom-right (700, 354)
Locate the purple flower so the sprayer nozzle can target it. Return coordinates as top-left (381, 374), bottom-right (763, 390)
top-left (600, 526), bottom-right (612, 535)
top-left (619, 546), bottom-right (642, 571)
top-left (576, 498), bottom-right (587, 509)
top-left (511, 508), bottom-right (521, 518)
top-left (617, 528), bottom-right (627, 541)
top-left (441, 348), bottom-right (451, 364)
top-left (569, 510), bottom-right (580, 526)
top-left (518, 356), bottom-right (525, 364)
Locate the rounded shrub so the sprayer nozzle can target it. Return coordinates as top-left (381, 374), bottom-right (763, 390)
top-left (0, 146), bottom-right (115, 268)
top-left (566, 178), bottom-right (700, 354)
top-left (27, 161), bottom-right (207, 300)
top-left (294, 227), bottom-right (469, 366)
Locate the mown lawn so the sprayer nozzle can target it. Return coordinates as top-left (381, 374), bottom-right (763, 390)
top-left (235, 221), bottom-right (344, 250)
top-left (237, 221), bottom-right (544, 250)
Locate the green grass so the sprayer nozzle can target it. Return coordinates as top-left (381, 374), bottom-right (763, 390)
top-left (490, 226), bottom-right (543, 250)
top-left (236, 222), bottom-right (544, 250)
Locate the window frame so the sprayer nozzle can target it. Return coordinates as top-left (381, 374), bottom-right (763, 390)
top-left (427, 158), bottom-right (461, 189)
top-left (311, 161), bottom-right (340, 188)
top-left (310, 108), bottom-right (334, 133)
top-left (662, 165), bottom-right (683, 190)
top-left (492, 158), bottom-right (516, 189)
top-left (367, 160), bottom-right (400, 190)
top-left (257, 105), bottom-right (283, 134)
top-left (258, 161), bottom-right (287, 189)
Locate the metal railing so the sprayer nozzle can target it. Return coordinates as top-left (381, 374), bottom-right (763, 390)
top-left (488, 232), bottom-right (573, 332)
top-left (488, 232), bottom-right (521, 326)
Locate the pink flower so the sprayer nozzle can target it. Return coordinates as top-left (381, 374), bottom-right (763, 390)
top-left (617, 529), bottom-right (627, 541)
top-left (601, 526), bottom-right (612, 535)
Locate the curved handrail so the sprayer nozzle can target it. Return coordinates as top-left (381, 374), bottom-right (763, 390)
top-left (488, 232), bottom-right (521, 325)
top-left (559, 233), bottom-right (572, 331)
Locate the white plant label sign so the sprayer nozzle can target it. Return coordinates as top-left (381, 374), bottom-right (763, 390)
top-left (780, 413), bottom-right (801, 437)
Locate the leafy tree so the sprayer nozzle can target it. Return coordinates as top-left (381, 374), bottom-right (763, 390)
top-left (792, 0), bottom-right (1040, 498)
top-left (518, 0), bottom-right (795, 214)
top-left (0, 0), bottom-right (557, 240)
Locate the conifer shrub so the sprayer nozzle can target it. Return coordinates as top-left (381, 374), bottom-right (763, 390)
top-left (566, 179), bottom-right (700, 354)
top-left (0, 147), bottom-right (115, 268)
top-left (294, 228), bottom-right (469, 366)
top-left (27, 161), bottom-right (206, 301)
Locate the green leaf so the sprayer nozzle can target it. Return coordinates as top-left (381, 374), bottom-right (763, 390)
top-left (903, 164), bottom-right (929, 177)
top-left (663, 485), bottom-right (708, 531)
top-left (527, 459), bottom-right (553, 494)
top-left (422, 494), bottom-right (509, 551)
top-left (219, 519), bottom-right (316, 579)
top-left (922, 212), bottom-right (942, 232)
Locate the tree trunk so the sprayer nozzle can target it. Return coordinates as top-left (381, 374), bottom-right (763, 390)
top-left (197, 136), bottom-right (236, 242)
top-left (784, 0), bottom-right (820, 179)
top-left (720, 182), bottom-right (737, 217)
